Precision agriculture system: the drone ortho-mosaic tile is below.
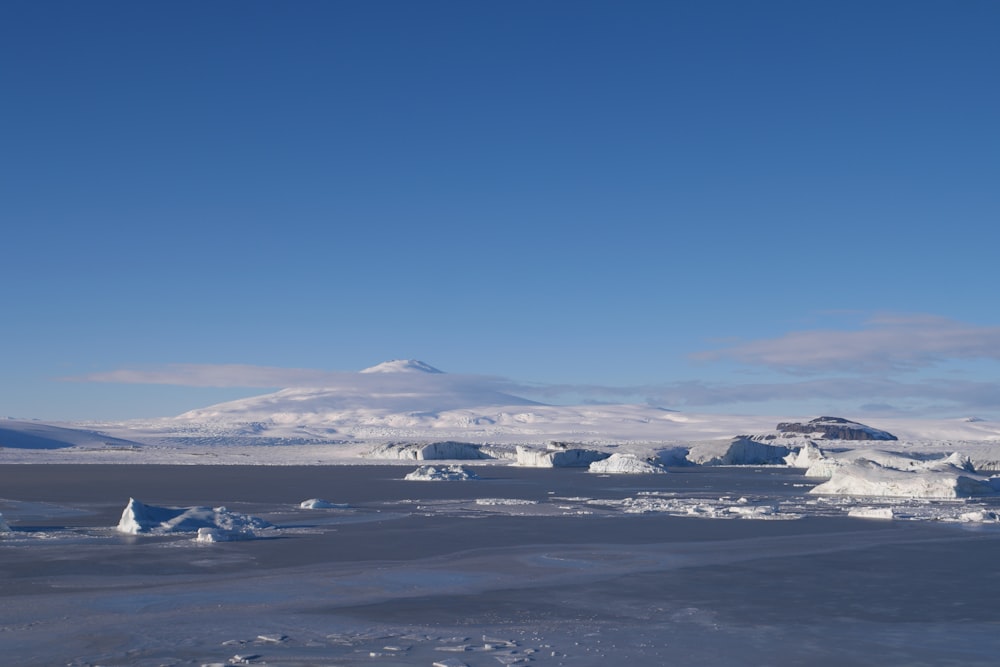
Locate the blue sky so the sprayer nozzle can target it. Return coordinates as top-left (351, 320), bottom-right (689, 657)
top-left (2, 1), bottom-right (999, 421)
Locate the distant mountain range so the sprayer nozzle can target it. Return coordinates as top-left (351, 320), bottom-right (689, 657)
top-left (176, 359), bottom-right (541, 422)
top-left (3, 361), bottom-right (999, 457)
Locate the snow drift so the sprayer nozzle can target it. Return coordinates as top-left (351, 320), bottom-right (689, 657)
top-left (0, 420), bottom-right (143, 450)
top-left (116, 498), bottom-right (272, 539)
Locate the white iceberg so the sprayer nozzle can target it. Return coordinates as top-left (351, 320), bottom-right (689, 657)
top-left (956, 509), bottom-right (1000, 523)
top-left (365, 441), bottom-right (492, 461)
top-left (809, 460), bottom-right (1000, 499)
top-left (801, 448), bottom-right (975, 479)
top-left (404, 465), bottom-right (480, 481)
top-left (588, 453), bottom-right (667, 474)
top-left (686, 436), bottom-right (792, 466)
top-left (0, 513), bottom-right (10, 532)
top-left (783, 441), bottom-right (827, 469)
top-left (117, 498), bottom-right (272, 539)
top-left (298, 498), bottom-right (349, 509)
top-left (515, 444), bottom-right (608, 468)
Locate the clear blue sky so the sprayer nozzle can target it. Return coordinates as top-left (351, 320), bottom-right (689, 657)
top-left (2, 1), bottom-right (998, 421)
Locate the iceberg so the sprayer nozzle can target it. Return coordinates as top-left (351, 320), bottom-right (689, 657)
top-left (515, 444), bottom-right (609, 468)
top-left (800, 448), bottom-right (975, 479)
top-left (809, 460), bottom-right (1000, 499)
top-left (589, 453), bottom-right (667, 474)
top-left (299, 498), bottom-right (349, 509)
top-left (116, 498), bottom-right (272, 539)
top-left (365, 441), bottom-right (491, 461)
top-left (404, 465), bottom-right (480, 481)
top-left (686, 436), bottom-right (792, 466)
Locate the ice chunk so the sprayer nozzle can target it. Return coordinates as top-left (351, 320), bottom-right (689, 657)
top-left (848, 507), bottom-right (895, 520)
top-left (117, 498), bottom-right (272, 539)
top-left (298, 498), bottom-right (349, 509)
top-left (957, 510), bottom-right (1000, 523)
top-left (588, 453), bottom-right (666, 474)
top-left (404, 465), bottom-right (480, 481)
top-left (432, 659), bottom-right (470, 667)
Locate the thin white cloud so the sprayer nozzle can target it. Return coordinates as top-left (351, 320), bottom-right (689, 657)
top-left (64, 364), bottom-right (537, 405)
top-left (68, 364), bottom-right (342, 388)
top-left (691, 314), bottom-right (1000, 373)
top-left (636, 377), bottom-right (1000, 411)
top-left (520, 376), bottom-right (1000, 412)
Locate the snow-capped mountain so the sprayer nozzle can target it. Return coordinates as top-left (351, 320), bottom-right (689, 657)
top-left (160, 361), bottom-right (1000, 447)
top-left (4, 361), bottom-right (1000, 467)
top-left (359, 359), bottom-right (443, 374)
top-left (174, 359), bottom-right (540, 421)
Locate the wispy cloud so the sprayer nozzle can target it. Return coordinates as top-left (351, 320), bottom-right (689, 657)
top-left (639, 377), bottom-right (1000, 411)
top-left (520, 376), bottom-right (1000, 413)
top-left (63, 364), bottom-right (535, 404)
top-left (691, 314), bottom-right (1000, 373)
top-left (68, 364), bottom-right (342, 388)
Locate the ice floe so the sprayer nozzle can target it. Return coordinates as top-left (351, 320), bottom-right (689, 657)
top-left (116, 498), bottom-right (273, 539)
top-left (593, 494), bottom-right (800, 520)
top-left (847, 507), bottom-right (895, 520)
top-left (475, 498), bottom-right (538, 506)
top-left (588, 453), bottom-right (666, 474)
top-left (404, 465), bottom-right (480, 481)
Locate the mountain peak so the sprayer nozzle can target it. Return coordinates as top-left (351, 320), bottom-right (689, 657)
top-left (359, 359), bottom-right (444, 374)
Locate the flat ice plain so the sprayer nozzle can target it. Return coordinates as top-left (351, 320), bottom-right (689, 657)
top-left (3, 464), bottom-right (1000, 667)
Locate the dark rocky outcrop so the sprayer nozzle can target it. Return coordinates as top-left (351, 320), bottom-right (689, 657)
top-left (776, 416), bottom-right (897, 441)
